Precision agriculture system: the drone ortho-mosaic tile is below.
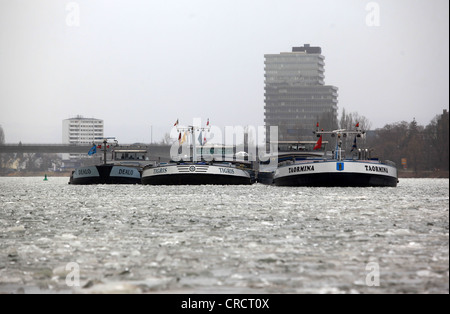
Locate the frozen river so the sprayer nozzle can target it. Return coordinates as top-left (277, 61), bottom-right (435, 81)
top-left (0, 177), bottom-right (448, 294)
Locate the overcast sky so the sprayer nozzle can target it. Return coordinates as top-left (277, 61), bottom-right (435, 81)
top-left (0, 0), bottom-right (448, 143)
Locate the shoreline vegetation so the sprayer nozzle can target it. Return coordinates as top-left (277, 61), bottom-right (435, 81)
top-left (0, 170), bottom-right (448, 179)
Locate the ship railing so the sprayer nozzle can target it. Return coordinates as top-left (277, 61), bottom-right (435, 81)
top-left (115, 161), bottom-right (147, 167)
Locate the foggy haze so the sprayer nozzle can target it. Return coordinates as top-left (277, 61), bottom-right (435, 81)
top-left (0, 0), bottom-right (448, 144)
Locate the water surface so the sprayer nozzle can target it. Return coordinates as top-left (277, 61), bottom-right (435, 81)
top-left (0, 177), bottom-right (448, 293)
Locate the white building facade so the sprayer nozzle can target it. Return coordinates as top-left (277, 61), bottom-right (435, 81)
top-left (62, 116), bottom-right (104, 160)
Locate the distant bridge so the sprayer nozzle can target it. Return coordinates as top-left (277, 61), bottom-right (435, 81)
top-left (0, 144), bottom-right (172, 159)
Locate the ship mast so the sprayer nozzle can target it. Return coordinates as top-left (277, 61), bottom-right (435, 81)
top-left (176, 123), bottom-right (210, 162)
top-left (314, 123), bottom-right (365, 161)
top-left (95, 137), bottom-right (117, 165)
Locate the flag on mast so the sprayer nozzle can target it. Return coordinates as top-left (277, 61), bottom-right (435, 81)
top-left (206, 118), bottom-right (210, 126)
top-left (313, 135), bottom-right (323, 150)
top-left (88, 144), bottom-right (97, 156)
top-left (174, 119), bottom-right (179, 127)
top-left (198, 131), bottom-right (203, 146)
top-left (180, 132), bottom-right (187, 145)
top-left (351, 136), bottom-right (357, 152)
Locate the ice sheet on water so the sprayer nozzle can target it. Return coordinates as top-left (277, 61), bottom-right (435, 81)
top-left (0, 177), bottom-right (448, 294)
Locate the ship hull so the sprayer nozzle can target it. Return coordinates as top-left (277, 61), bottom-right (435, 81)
top-left (273, 161), bottom-right (398, 187)
top-left (69, 165), bottom-right (142, 185)
top-left (257, 171), bottom-right (275, 185)
top-left (141, 164), bottom-right (252, 185)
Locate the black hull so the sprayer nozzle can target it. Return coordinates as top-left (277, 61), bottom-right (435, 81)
top-left (70, 176), bottom-right (141, 185)
top-left (257, 172), bottom-right (274, 185)
top-left (69, 165), bottom-right (141, 185)
top-left (141, 174), bottom-right (252, 185)
top-left (274, 172), bottom-right (398, 187)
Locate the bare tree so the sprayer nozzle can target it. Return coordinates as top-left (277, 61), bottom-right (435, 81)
top-left (424, 111), bottom-right (449, 171)
top-left (338, 109), bottom-right (372, 152)
top-left (339, 109), bottom-right (372, 131)
top-left (369, 121), bottom-right (409, 166)
top-left (0, 125), bottom-right (4, 144)
top-left (0, 126), bottom-right (5, 171)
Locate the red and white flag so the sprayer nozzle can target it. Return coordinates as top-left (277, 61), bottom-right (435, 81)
top-left (313, 135), bottom-right (323, 150)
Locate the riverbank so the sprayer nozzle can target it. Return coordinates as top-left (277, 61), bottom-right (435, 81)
top-left (0, 171), bottom-right (72, 178)
top-left (398, 170), bottom-right (449, 179)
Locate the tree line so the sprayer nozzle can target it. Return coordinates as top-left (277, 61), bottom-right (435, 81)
top-left (0, 125), bottom-right (4, 145)
top-left (367, 110), bottom-right (449, 173)
top-left (338, 109), bottom-right (449, 173)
